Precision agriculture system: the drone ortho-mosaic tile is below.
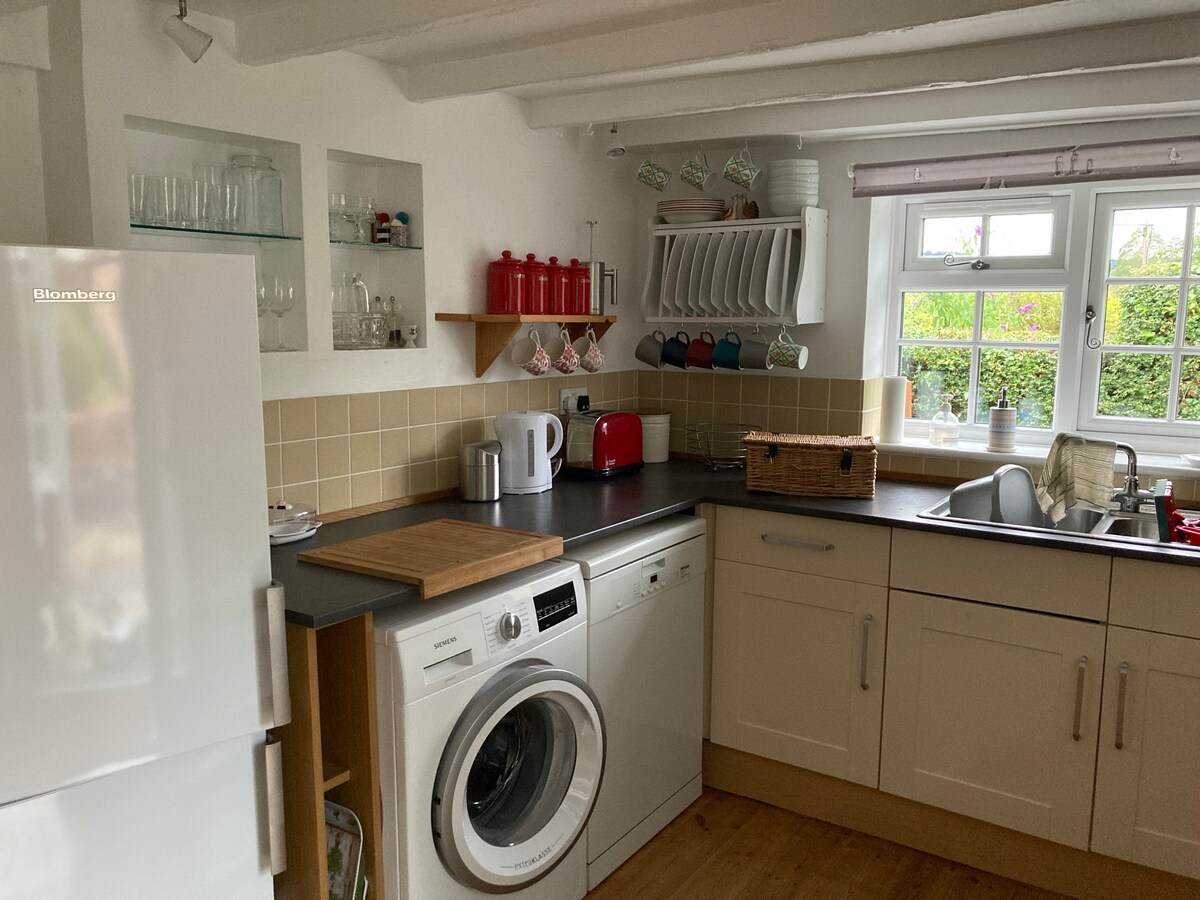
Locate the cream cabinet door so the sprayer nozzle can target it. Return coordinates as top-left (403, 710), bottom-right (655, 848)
top-left (880, 591), bottom-right (1105, 849)
top-left (710, 560), bottom-right (887, 787)
top-left (1092, 626), bottom-right (1200, 879)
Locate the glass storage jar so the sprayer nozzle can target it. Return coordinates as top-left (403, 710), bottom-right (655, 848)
top-left (230, 155), bottom-right (284, 235)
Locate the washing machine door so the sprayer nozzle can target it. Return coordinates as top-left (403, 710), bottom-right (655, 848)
top-left (432, 661), bottom-right (605, 893)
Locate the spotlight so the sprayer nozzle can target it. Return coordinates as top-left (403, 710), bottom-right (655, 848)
top-left (163, 0), bottom-right (213, 63)
top-left (605, 124), bottom-right (626, 160)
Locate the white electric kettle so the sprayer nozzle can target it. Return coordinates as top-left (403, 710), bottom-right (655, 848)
top-left (493, 411), bottom-right (564, 495)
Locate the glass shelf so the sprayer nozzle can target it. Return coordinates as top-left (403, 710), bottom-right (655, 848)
top-left (131, 223), bottom-right (302, 241)
top-left (329, 239), bottom-right (422, 250)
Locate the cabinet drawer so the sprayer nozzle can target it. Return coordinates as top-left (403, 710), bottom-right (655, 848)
top-left (890, 529), bottom-right (1110, 620)
top-left (1110, 558), bottom-right (1200, 639)
top-left (715, 507), bottom-right (890, 585)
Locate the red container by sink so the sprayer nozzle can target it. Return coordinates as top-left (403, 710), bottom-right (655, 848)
top-left (487, 250), bottom-right (525, 314)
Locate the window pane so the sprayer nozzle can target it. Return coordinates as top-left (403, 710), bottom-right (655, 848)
top-left (1180, 356), bottom-right (1200, 421)
top-left (1187, 285), bottom-right (1200, 347)
top-left (1192, 209), bottom-right (1200, 275)
top-left (899, 347), bottom-right (969, 419)
top-left (1108, 207), bottom-right (1186, 277)
top-left (1097, 352), bottom-right (1171, 419)
top-left (921, 216), bottom-right (981, 257)
top-left (901, 292), bottom-right (975, 340)
top-left (988, 213), bottom-right (1054, 256)
top-left (973, 349), bottom-right (1057, 427)
top-left (981, 291), bottom-right (1062, 342)
top-left (1103, 283), bottom-right (1179, 346)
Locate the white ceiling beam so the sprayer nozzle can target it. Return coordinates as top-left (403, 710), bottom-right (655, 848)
top-left (525, 15), bottom-right (1200, 128)
top-left (610, 65), bottom-right (1200, 148)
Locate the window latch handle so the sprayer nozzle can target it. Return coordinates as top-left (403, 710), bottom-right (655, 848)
top-left (942, 254), bottom-right (990, 270)
top-left (1084, 305), bottom-right (1102, 349)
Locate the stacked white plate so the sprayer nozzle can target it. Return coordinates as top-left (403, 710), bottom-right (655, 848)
top-left (767, 158), bottom-right (819, 216)
top-left (657, 198), bottom-right (725, 225)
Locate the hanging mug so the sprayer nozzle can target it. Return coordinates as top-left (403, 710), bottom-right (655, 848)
top-left (511, 329), bottom-right (551, 376)
top-left (713, 330), bottom-right (742, 370)
top-left (723, 147), bottom-right (762, 190)
top-left (572, 326), bottom-right (606, 373)
top-left (680, 151), bottom-right (714, 191)
top-left (768, 331), bottom-right (809, 370)
top-left (635, 329), bottom-right (667, 368)
top-left (738, 330), bottom-right (773, 370)
top-left (637, 158), bottom-right (671, 192)
top-left (661, 331), bottom-right (691, 369)
top-left (544, 327), bottom-right (580, 374)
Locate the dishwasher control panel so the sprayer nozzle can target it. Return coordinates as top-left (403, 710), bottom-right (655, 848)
top-left (585, 535), bottom-right (707, 625)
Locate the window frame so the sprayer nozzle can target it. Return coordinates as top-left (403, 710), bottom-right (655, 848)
top-left (883, 178), bottom-right (1200, 453)
top-left (902, 195), bottom-right (1071, 272)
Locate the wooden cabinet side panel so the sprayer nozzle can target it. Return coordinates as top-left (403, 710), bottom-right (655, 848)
top-left (880, 590), bottom-right (1105, 849)
top-left (1093, 627), bottom-right (1200, 879)
top-left (889, 529), bottom-right (1111, 620)
top-left (318, 613), bottom-right (385, 900)
top-left (272, 622), bottom-right (328, 900)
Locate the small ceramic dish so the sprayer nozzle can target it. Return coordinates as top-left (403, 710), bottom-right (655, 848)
top-left (269, 520), bottom-right (322, 545)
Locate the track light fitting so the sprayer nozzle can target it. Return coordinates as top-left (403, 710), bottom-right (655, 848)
top-left (163, 0), bottom-right (213, 63)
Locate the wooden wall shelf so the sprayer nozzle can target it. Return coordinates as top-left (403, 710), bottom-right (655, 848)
top-left (435, 313), bottom-right (616, 377)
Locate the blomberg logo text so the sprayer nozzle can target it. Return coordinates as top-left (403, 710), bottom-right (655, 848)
top-left (33, 288), bottom-right (117, 303)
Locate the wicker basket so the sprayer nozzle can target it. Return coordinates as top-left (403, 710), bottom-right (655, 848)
top-left (743, 433), bottom-right (877, 498)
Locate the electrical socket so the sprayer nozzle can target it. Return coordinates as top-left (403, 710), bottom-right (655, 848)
top-left (560, 388), bottom-right (585, 414)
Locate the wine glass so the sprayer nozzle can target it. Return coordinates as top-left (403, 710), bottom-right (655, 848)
top-left (267, 274), bottom-right (295, 351)
top-left (256, 274), bottom-right (270, 350)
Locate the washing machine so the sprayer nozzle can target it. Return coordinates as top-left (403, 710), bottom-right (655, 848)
top-left (374, 560), bottom-right (605, 900)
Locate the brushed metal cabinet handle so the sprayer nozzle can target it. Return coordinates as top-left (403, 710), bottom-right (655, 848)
top-left (859, 614), bottom-right (873, 691)
top-left (1115, 661), bottom-right (1130, 750)
top-left (264, 735), bottom-right (287, 875)
top-left (761, 533), bottom-right (835, 552)
top-left (267, 581), bottom-right (291, 727)
top-left (1072, 655), bottom-right (1088, 742)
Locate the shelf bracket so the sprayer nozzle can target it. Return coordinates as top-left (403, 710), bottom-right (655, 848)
top-left (435, 314), bottom-right (616, 378)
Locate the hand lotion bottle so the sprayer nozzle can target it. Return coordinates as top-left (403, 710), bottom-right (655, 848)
top-left (987, 386), bottom-right (1017, 452)
top-left (929, 394), bottom-right (960, 446)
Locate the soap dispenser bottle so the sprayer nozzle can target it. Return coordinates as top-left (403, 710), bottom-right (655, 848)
top-left (929, 393), bottom-right (960, 446)
top-left (987, 386), bottom-right (1017, 452)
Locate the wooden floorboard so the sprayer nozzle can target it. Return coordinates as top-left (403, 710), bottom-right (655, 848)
top-left (587, 789), bottom-right (1068, 900)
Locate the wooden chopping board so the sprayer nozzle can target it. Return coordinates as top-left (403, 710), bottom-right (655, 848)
top-left (297, 519), bottom-right (564, 599)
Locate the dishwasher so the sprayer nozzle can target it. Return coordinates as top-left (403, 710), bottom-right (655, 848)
top-left (562, 515), bottom-right (707, 890)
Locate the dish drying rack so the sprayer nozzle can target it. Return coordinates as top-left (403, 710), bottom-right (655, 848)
top-left (641, 209), bottom-right (827, 326)
top-left (687, 423), bottom-right (758, 469)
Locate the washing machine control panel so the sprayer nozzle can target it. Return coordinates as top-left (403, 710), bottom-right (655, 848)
top-left (532, 580), bottom-right (579, 632)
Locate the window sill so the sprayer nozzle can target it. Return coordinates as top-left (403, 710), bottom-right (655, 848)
top-left (878, 436), bottom-right (1200, 481)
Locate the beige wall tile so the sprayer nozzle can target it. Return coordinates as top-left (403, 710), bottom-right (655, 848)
top-left (281, 439), bottom-right (318, 484)
top-left (267, 486), bottom-right (284, 505)
top-left (350, 432), bottom-right (381, 473)
top-left (685, 401), bottom-right (714, 426)
top-left (508, 380), bottom-right (530, 411)
top-left (713, 374), bottom-right (741, 405)
top-left (669, 428), bottom-right (687, 453)
top-left (409, 388), bottom-right (436, 425)
top-left (712, 402), bottom-right (740, 424)
top-left (435, 422), bottom-right (463, 459)
top-left (638, 371), bottom-right (663, 400)
top-left (410, 424), bottom-right (436, 464)
top-left (316, 436), bottom-right (350, 479)
top-left (617, 398), bottom-right (638, 411)
top-left (828, 410), bottom-right (864, 435)
top-left (280, 398), bottom-right (315, 442)
top-left (618, 370), bottom-right (637, 400)
top-left (461, 418), bottom-right (486, 445)
top-left (660, 398), bottom-right (687, 423)
top-left (864, 376), bottom-right (884, 409)
top-left (411, 461), bottom-right (437, 494)
top-left (527, 378), bottom-right (551, 412)
top-left (380, 390), bottom-right (409, 428)
top-left (662, 371), bottom-right (688, 401)
top-left (796, 377), bottom-right (830, 410)
top-left (318, 476), bottom-right (352, 513)
top-left (741, 404), bottom-right (769, 430)
top-left (688, 373), bottom-right (715, 403)
top-left (282, 480), bottom-right (319, 511)
top-left (742, 374), bottom-right (770, 406)
top-left (381, 428), bottom-right (410, 467)
top-left (862, 408), bottom-right (882, 437)
top-left (381, 466), bottom-right (410, 501)
top-left (830, 378), bottom-right (865, 412)
top-left (351, 471), bottom-right (382, 506)
top-left (262, 401), bottom-right (281, 444)
top-left (586, 373), bottom-right (606, 403)
top-left (769, 376), bottom-right (800, 408)
top-left (485, 382), bottom-right (509, 417)
top-left (959, 460), bottom-right (1001, 480)
top-left (924, 457), bottom-right (959, 478)
top-left (768, 406), bottom-right (798, 434)
top-left (461, 384), bottom-right (486, 419)
top-left (560, 373), bottom-right (586, 389)
top-left (437, 458), bottom-right (459, 490)
top-left (349, 392), bottom-right (380, 433)
top-left (264, 444), bottom-right (282, 489)
top-left (885, 453), bottom-right (925, 475)
top-left (796, 409), bottom-right (829, 433)
top-left (315, 395), bottom-right (349, 437)
top-left (435, 386), bottom-right (462, 423)
top-left (602, 371), bottom-right (620, 401)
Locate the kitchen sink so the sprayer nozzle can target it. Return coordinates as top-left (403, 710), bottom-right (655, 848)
top-left (919, 498), bottom-right (1199, 549)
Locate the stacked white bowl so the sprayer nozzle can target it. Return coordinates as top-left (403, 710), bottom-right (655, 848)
top-left (766, 158), bottom-right (819, 216)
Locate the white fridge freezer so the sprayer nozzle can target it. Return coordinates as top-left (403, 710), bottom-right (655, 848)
top-left (0, 246), bottom-right (289, 899)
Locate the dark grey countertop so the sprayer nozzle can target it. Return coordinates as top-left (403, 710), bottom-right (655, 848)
top-left (272, 459), bottom-right (1200, 628)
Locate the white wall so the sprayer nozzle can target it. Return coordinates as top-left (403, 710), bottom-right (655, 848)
top-left (33, 0), bottom-right (643, 400)
top-left (0, 64), bottom-right (47, 245)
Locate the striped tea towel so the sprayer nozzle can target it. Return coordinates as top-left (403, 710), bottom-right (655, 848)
top-left (1035, 433), bottom-right (1116, 523)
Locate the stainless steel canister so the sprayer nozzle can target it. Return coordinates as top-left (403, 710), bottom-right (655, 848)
top-left (459, 440), bottom-right (501, 501)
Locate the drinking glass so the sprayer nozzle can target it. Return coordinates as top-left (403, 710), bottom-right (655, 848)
top-left (219, 183), bottom-right (241, 232)
top-left (128, 174), bottom-right (146, 225)
top-left (256, 273), bottom-right (270, 350)
top-left (267, 274), bottom-right (295, 351)
top-left (159, 176), bottom-right (185, 227)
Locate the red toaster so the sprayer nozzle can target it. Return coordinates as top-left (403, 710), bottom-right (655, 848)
top-left (564, 410), bottom-right (643, 478)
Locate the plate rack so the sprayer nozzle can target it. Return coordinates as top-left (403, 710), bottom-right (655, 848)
top-left (640, 209), bottom-right (826, 326)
